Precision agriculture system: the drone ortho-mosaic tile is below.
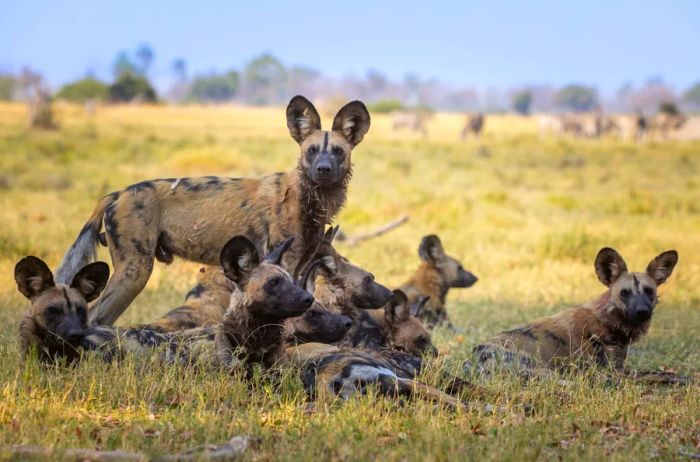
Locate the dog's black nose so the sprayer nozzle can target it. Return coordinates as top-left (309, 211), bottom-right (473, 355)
top-left (302, 293), bottom-right (314, 306)
top-left (316, 161), bottom-right (332, 173)
top-left (342, 317), bottom-right (353, 329)
top-left (66, 331), bottom-right (85, 345)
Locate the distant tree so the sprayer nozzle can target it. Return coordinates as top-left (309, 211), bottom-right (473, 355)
top-left (242, 53), bottom-right (287, 105)
top-left (57, 77), bottom-right (109, 103)
top-left (368, 99), bottom-right (405, 113)
top-left (19, 68), bottom-right (56, 129)
top-left (135, 43), bottom-right (155, 74)
top-left (187, 70), bottom-right (240, 103)
top-left (658, 101), bottom-right (680, 115)
top-left (512, 90), bottom-right (533, 115)
top-left (113, 50), bottom-right (137, 77)
top-left (554, 85), bottom-right (598, 112)
top-left (108, 72), bottom-right (157, 103)
top-left (0, 74), bottom-right (17, 100)
top-left (172, 58), bottom-right (187, 83)
top-left (683, 82), bottom-right (700, 109)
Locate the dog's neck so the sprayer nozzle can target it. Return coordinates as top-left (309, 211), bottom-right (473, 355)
top-left (588, 291), bottom-right (650, 344)
top-left (295, 163), bottom-right (351, 227)
top-left (409, 263), bottom-right (449, 306)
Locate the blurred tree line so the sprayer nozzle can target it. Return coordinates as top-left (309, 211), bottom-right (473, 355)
top-left (1, 43), bottom-right (700, 114)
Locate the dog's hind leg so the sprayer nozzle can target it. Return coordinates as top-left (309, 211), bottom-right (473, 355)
top-left (88, 197), bottom-right (160, 325)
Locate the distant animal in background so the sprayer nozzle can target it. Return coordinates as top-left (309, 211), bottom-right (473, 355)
top-left (55, 95), bottom-right (370, 327)
top-left (14, 256), bottom-right (109, 362)
top-left (461, 113), bottom-right (484, 139)
top-left (653, 112), bottom-right (687, 140)
top-left (392, 110), bottom-right (431, 136)
top-left (471, 247), bottom-right (685, 384)
top-left (399, 235), bottom-right (478, 330)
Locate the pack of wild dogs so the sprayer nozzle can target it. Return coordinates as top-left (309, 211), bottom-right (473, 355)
top-left (14, 96), bottom-right (690, 411)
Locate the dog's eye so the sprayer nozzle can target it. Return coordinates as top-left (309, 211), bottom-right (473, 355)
top-left (332, 146), bottom-right (344, 157)
top-left (265, 277), bottom-right (283, 292)
top-left (620, 289), bottom-right (631, 298)
top-left (643, 287), bottom-right (654, 298)
top-left (307, 146), bottom-right (318, 156)
top-left (47, 306), bottom-right (63, 316)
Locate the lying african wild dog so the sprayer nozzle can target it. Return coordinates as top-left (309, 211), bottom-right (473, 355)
top-left (472, 247), bottom-right (681, 381)
top-left (349, 289), bottom-right (435, 356)
top-left (286, 343), bottom-right (465, 410)
top-left (14, 256), bottom-right (109, 362)
top-left (140, 265), bottom-right (235, 333)
top-left (300, 226), bottom-right (393, 319)
top-left (399, 235), bottom-right (478, 329)
top-left (55, 96), bottom-right (371, 326)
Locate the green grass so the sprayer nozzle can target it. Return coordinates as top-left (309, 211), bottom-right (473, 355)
top-left (0, 103), bottom-right (699, 460)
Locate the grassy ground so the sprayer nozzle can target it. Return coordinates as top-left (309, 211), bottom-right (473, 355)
top-left (0, 102), bottom-right (699, 460)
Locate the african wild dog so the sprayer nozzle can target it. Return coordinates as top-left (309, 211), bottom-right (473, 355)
top-left (399, 235), bottom-right (478, 329)
top-left (14, 256), bottom-right (109, 362)
top-left (472, 248), bottom-right (680, 381)
top-left (300, 226), bottom-right (393, 319)
top-left (211, 235), bottom-right (317, 369)
top-left (141, 265), bottom-right (235, 333)
top-left (287, 343), bottom-right (465, 409)
top-left (55, 96), bottom-right (370, 326)
top-left (349, 289), bottom-right (435, 356)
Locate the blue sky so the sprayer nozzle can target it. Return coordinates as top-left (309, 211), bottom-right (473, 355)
top-left (2, 0), bottom-right (699, 93)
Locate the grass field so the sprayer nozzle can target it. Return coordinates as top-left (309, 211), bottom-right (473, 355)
top-left (0, 102), bottom-right (699, 461)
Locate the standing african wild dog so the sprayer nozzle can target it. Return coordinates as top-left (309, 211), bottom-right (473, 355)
top-left (349, 289), bottom-right (435, 356)
top-left (399, 235), bottom-right (478, 329)
top-left (54, 96), bottom-right (370, 326)
top-left (472, 248), bottom-right (679, 378)
top-left (14, 256), bottom-right (109, 362)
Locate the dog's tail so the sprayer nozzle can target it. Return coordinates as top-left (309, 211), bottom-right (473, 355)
top-left (55, 194), bottom-right (117, 284)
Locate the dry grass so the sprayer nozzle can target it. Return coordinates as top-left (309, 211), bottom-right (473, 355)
top-left (0, 102), bottom-right (699, 460)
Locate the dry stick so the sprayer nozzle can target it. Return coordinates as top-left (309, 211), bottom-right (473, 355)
top-left (340, 215), bottom-right (409, 246)
top-left (1, 435), bottom-right (255, 462)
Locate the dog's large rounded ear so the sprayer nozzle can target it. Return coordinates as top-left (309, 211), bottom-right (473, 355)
top-left (385, 289), bottom-right (409, 326)
top-left (418, 235), bottom-right (445, 263)
top-left (15, 256), bottom-right (55, 299)
top-left (298, 259), bottom-right (322, 293)
top-left (646, 250), bottom-right (678, 286)
top-left (332, 101), bottom-right (371, 147)
top-left (595, 247), bottom-right (628, 287)
top-left (71, 262), bottom-right (110, 303)
top-left (220, 236), bottom-right (261, 285)
top-left (287, 95), bottom-right (322, 144)
top-left (265, 237), bottom-right (295, 266)
top-left (410, 296), bottom-right (430, 317)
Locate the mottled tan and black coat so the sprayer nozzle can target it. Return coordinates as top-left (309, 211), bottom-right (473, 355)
top-left (399, 235), bottom-right (477, 329)
top-left (473, 248), bottom-right (679, 378)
